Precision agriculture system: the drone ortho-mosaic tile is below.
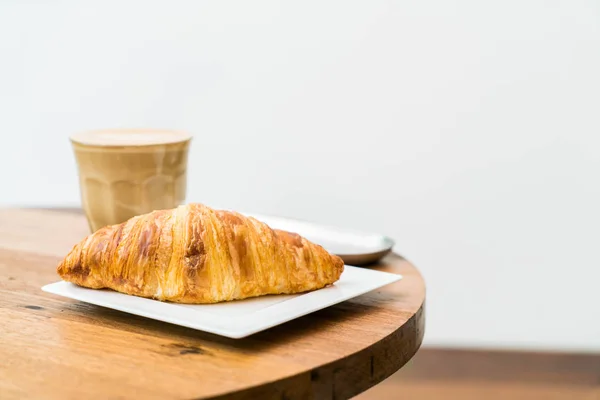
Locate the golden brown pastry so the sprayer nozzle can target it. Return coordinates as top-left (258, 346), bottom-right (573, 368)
top-left (57, 203), bottom-right (344, 303)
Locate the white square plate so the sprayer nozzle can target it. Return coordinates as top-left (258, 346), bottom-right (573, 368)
top-left (42, 266), bottom-right (402, 339)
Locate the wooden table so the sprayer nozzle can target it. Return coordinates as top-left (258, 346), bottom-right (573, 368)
top-left (0, 208), bottom-right (426, 400)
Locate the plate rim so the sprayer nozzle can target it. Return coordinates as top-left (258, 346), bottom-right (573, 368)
top-left (41, 266), bottom-right (402, 339)
top-left (242, 211), bottom-right (396, 245)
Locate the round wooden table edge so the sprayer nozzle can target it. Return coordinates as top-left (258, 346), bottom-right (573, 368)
top-left (209, 280), bottom-right (426, 400)
top-left (6, 207), bottom-right (427, 400)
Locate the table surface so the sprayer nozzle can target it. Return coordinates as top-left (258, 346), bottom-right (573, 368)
top-left (0, 208), bottom-right (426, 400)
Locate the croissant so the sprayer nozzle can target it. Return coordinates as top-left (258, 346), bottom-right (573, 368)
top-left (56, 203), bottom-right (344, 303)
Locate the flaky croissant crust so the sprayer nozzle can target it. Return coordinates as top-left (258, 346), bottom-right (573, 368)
top-left (57, 203), bottom-right (344, 303)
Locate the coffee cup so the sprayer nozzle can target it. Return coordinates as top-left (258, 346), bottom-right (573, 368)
top-left (70, 129), bottom-right (192, 232)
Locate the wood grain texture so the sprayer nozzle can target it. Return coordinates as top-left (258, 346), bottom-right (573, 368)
top-left (0, 208), bottom-right (426, 400)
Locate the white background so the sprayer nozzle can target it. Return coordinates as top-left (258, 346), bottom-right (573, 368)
top-left (1, 1), bottom-right (599, 352)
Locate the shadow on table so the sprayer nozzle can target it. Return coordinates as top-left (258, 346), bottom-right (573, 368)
top-left (57, 295), bottom-right (383, 353)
